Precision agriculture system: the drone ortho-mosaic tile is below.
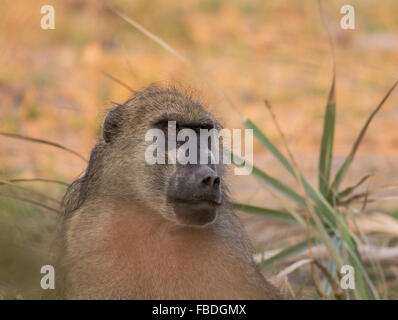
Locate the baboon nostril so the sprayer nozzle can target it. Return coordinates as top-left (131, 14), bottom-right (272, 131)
top-left (201, 176), bottom-right (220, 188)
top-left (201, 176), bottom-right (212, 186)
top-left (196, 166), bottom-right (220, 192)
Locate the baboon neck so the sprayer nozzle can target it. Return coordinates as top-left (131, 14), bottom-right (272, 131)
top-left (108, 198), bottom-right (230, 242)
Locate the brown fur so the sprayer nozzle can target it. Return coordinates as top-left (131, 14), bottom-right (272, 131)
top-left (59, 86), bottom-right (280, 299)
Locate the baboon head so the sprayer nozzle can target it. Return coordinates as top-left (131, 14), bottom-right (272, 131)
top-left (97, 86), bottom-right (226, 226)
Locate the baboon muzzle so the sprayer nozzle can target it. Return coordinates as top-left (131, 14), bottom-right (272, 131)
top-left (167, 164), bottom-right (222, 226)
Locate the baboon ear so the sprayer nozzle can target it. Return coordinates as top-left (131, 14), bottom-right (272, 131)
top-left (103, 108), bottom-right (121, 143)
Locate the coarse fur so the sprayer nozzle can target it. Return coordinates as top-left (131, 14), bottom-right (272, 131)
top-left (58, 86), bottom-right (281, 299)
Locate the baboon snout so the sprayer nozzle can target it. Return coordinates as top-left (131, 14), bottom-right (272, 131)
top-left (167, 164), bottom-right (222, 226)
top-left (171, 164), bottom-right (221, 204)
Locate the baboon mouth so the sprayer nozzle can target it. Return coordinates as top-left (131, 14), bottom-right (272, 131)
top-left (170, 199), bottom-right (220, 226)
top-left (171, 198), bottom-right (221, 206)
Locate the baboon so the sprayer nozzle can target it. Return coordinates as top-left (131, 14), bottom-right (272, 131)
top-left (58, 86), bottom-right (280, 299)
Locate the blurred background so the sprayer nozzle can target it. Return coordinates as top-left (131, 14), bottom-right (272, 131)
top-left (0, 0), bottom-right (397, 299)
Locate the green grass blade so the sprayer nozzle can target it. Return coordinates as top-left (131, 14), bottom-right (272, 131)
top-left (233, 203), bottom-right (296, 224)
top-left (302, 179), bottom-right (336, 227)
top-left (6, 178), bottom-right (69, 187)
top-left (338, 218), bottom-right (379, 299)
top-left (302, 180), bottom-right (377, 295)
top-left (251, 166), bottom-right (306, 207)
top-left (232, 154), bottom-right (337, 228)
top-left (242, 117), bottom-right (338, 228)
top-left (235, 117), bottom-right (339, 226)
top-left (243, 118), bottom-right (296, 178)
top-left (260, 239), bottom-right (318, 269)
top-left (233, 154), bottom-right (306, 207)
top-left (0, 192), bottom-right (60, 214)
top-left (337, 174), bottom-right (372, 200)
top-left (331, 80), bottom-right (398, 193)
top-left (323, 236), bottom-right (340, 297)
top-left (340, 231), bottom-right (368, 299)
top-left (0, 132), bottom-right (87, 162)
top-left (318, 78), bottom-right (336, 197)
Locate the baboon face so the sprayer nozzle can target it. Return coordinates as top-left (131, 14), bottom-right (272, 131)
top-left (102, 87), bottom-right (224, 226)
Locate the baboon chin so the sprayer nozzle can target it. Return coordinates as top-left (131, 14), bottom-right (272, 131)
top-left (58, 86), bottom-right (281, 300)
top-left (171, 200), bottom-right (219, 226)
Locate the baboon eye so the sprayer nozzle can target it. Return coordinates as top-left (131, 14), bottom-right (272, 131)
top-left (176, 123), bottom-right (187, 132)
top-left (154, 120), bottom-right (168, 132)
